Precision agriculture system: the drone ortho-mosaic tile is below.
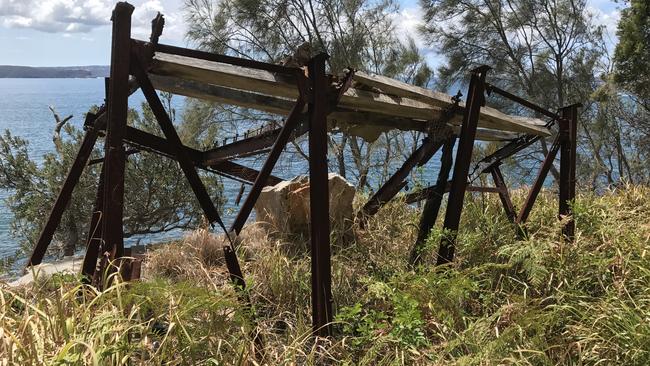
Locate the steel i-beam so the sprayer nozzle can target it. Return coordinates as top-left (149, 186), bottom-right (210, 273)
top-left (101, 2), bottom-right (134, 260)
top-left (308, 53), bottom-right (333, 337)
top-left (436, 66), bottom-right (490, 265)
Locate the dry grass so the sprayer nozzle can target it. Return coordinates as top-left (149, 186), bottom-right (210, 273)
top-left (2, 185), bottom-right (650, 365)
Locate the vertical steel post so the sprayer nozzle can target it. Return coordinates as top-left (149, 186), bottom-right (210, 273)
top-left (436, 66), bottom-right (490, 265)
top-left (559, 104), bottom-right (579, 240)
top-left (308, 53), bottom-right (333, 337)
top-left (101, 2), bottom-right (134, 260)
top-left (409, 137), bottom-right (456, 267)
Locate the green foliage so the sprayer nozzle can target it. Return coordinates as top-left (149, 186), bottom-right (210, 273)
top-left (614, 0), bottom-right (650, 101)
top-left (4, 186), bottom-right (650, 364)
top-left (0, 98), bottom-right (224, 260)
top-left (417, 0), bottom-right (650, 187)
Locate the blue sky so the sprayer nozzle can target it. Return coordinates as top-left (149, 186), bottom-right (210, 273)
top-left (0, 0), bottom-right (624, 67)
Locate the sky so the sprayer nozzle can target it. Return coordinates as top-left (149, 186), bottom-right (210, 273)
top-left (0, 0), bottom-right (624, 68)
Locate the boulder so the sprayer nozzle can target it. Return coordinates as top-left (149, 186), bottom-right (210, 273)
top-left (254, 173), bottom-right (355, 235)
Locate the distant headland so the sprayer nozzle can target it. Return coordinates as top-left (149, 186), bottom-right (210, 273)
top-left (0, 65), bottom-right (109, 78)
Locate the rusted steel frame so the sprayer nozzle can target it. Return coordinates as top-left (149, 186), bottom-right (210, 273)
top-left (490, 165), bottom-right (517, 222)
top-left (101, 2), bottom-right (134, 260)
top-left (81, 167), bottom-right (106, 282)
top-left (211, 161), bottom-right (283, 186)
top-left (436, 66), bottom-right (490, 265)
top-left (133, 54), bottom-right (260, 332)
top-left (308, 53), bottom-right (333, 337)
top-left (123, 126), bottom-right (203, 161)
top-left (358, 136), bottom-right (445, 219)
top-left (470, 134), bottom-right (540, 181)
top-left (119, 125), bottom-right (283, 185)
top-left (485, 83), bottom-right (560, 121)
top-left (26, 117), bottom-right (102, 267)
top-left (515, 133), bottom-right (561, 225)
top-left (154, 42), bottom-right (300, 76)
top-left (132, 56), bottom-right (223, 225)
top-left (409, 136), bottom-right (456, 267)
top-left (559, 104), bottom-right (579, 240)
top-left (229, 98), bottom-right (306, 235)
top-left (202, 121), bottom-right (308, 165)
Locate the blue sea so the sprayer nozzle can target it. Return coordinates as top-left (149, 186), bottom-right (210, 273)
top-left (0, 79), bottom-right (114, 261)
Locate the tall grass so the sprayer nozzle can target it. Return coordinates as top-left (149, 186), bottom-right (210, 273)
top-left (2, 185), bottom-right (650, 365)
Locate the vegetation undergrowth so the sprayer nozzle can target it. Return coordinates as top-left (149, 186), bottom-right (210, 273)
top-left (2, 185), bottom-right (650, 365)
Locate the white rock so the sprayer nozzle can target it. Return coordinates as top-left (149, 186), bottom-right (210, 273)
top-left (7, 256), bottom-right (83, 287)
top-left (254, 173), bottom-right (355, 235)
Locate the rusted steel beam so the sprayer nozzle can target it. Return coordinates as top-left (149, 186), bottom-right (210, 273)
top-left (559, 104), bottom-right (579, 240)
top-left (409, 137), bottom-right (456, 267)
top-left (470, 134), bottom-right (540, 181)
top-left (490, 165), bottom-right (517, 222)
top-left (99, 125), bottom-right (282, 185)
top-left (101, 2), bottom-right (134, 260)
top-left (154, 42), bottom-right (300, 76)
top-left (211, 161), bottom-right (282, 186)
top-left (308, 53), bottom-right (333, 337)
top-left (202, 121), bottom-right (308, 165)
top-left (135, 55), bottom-right (259, 320)
top-left (123, 126), bottom-right (202, 161)
top-left (359, 136), bottom-right (445, 219)
top-left (515, 133), bottom-right (561, 225)
top-left (436, 66), bottom-right (490, 265)
top-left (132, 56), bottom-right (221, 224)
top-left (27, 120), bottom-right (102, 267)
top-left (229, 97), bottom-right (306, 235)
top-left (485, 83), bottom-right (560, 121)
top-left (81, 167), bottom-right (106, 282)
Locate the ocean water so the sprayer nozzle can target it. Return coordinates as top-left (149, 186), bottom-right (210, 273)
top-left (0, 78), bottom-right (113, 260)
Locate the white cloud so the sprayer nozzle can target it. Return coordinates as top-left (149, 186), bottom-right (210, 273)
top-left (0, 0), bottom-right (185, 40)
top-left (391, 6), bottom-right (445, 70)
top-left (130, 0), bottom-right (185, 41)
top-left (586, 4), bottom-right (620, 46)
top-left (392, 7), bottom-right (424, 48)
top-left (0, 0), bottom-right (112, 33)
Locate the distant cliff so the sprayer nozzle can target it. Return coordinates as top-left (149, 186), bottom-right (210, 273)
top-left (0, 65), bottom-right (109, 78)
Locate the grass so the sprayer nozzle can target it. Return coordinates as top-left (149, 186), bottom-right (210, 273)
top-left (2, 185), bottom-right (650, 365)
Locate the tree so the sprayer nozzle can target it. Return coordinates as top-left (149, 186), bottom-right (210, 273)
top-left (0, 98), bottom-right (224, 260)
top-left (614, 0), bottom-right (650, 108)
top-left (418, 0), bottom-right (641, 187)
top-left (184, 0), bottom-right (432, 191)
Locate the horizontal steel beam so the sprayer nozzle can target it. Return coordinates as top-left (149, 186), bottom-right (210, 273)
top-left (202, 121), bottom-right (308, 165)
top-left (91, 124), bottom-right (281, 186)
top-left (153, 42), bottom-right (300, 76)
top-left (486, 83), bottom-right (560, 121)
